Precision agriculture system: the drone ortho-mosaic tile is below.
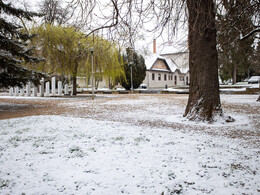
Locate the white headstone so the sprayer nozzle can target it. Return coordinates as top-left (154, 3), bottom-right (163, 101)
top-left (32, 86), bottom-right (37, 97)
top-left (20, 87), bottom-right (24, 96)
top-left (58, 81), bottom-right (62, 96)
top-left (14, 87), bottom-right (19, 96)
top-left (64, 84), bottom-right (69, 95)
top-left (9, 87), bottom-right (14, 96)
top-left (26, 82), bottom-right (31, 96)
top-left (46, 82), bottom-right (50, 96)
top-left (52, 77), bottom-right (56, 95)
top-left (39, 79), bottom-right (44, 97)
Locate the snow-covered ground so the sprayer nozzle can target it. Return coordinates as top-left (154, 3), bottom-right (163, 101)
top-left (0, 94), bottom-right (259, 194)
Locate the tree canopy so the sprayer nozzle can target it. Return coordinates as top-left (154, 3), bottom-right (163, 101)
top-left (217, 0), bottom-right (258, 83)
top-left (30, 24), bottom-right (124, 94)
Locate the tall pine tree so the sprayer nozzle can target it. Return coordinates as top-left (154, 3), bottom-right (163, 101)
top-left (0, 0), bottom-right (46, 88)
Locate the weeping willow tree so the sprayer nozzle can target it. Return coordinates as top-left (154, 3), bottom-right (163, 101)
top-left (29, 24), bottom-right (89, 95)
top-left (84, 36), bottom-right (124, 89)
top-left (30, 24), bottom-right (124, 94)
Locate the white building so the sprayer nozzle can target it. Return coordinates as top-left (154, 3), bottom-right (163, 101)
top-left (77, 40), bottom-right (190, 89)
top-left (143, 40), bottom-right (189, 88)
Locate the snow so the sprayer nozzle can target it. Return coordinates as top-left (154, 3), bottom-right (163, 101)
top-left (145, 54), bottom-right (159, 70)
top-left (149, 68), bottom-right (171, 72)
top-left (164, 88), bottom-right (189, 93)
top-left (220, 88), bottom-right (247, 92)
top-left (144, 46), bottom-right (189, 74)
top-left (164, 58), bottom-right (178, 72)
top-left (0, 94), bottom-right (260, 194)
top-left (221, 94), bottom-right (259, 104)
top-left (166, 114), bottom-right (251, 127)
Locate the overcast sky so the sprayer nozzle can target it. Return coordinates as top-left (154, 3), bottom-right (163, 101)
top-left (5, 0), bottom-right (188, 55)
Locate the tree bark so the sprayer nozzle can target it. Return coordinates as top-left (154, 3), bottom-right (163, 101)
top-left (184, 0), bottom-right (223, 121)
top-left (72, 75), bottom-right (77, 95)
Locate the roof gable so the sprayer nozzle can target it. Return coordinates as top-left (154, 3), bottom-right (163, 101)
top-left (144, 50), bottom-right (189, 74)
top-left (151, 59), bottom-right (170, 71)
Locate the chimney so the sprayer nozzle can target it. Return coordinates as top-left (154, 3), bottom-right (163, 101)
top-left (153, 39), bottom-right (156, 54)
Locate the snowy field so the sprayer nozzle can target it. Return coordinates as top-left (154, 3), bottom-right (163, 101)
top-left (0, 94), bottom-right (259, 194)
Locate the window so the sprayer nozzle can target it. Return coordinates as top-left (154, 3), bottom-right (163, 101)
top-left (152, 73), bottom-right (155, 80)
top-left (179, 76), bottom-right (184, 81)
top-left (158, 74), bottom-right (161, 81)
top-left (164, 74), bottom-right (167, 81)
top-left (168, 75), bottom-right (170, 80)
top-left (171, 75), bottom-right (173, 80)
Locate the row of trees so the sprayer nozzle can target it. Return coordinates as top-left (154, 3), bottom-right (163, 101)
top-left (1, 0), bottom-right (259, 121)
top-left (37, 0), bottom-right (258, 84)
top-left (1, 0), bottom-right (146, 95)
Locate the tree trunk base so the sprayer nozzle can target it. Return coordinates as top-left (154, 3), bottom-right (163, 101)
top-left (184, 98), bottom-right (235, 123)
top-left (185, 110), bottom-right (235, 123)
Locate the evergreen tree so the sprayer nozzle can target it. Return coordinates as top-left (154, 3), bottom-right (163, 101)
top-left (0, 0), bottom-right (46, 88)
top-left (217, 0), bottom-right (256, 83)
top-left (120, 48), bottom-right (146, 90)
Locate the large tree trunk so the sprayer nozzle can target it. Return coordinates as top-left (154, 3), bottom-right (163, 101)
top-left (184, 0), bottom-right (223, 121)
top-left (72, 75), bottom-right (77, 95)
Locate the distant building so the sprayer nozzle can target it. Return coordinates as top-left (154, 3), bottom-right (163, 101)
top-left (77, 40), bottom-right (189, 89)
top-left (143, 40), bottom-right (189, 88)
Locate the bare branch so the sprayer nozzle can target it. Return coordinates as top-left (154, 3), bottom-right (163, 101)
top-left (240, 27), bottom-right (260, 41)
top-left (85, 0), bottom-right (119, 38)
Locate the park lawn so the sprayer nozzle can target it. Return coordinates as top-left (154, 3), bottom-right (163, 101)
top-left (0, 94), bottom-right (259, 194)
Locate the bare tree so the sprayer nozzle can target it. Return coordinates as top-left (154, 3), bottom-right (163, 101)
top-left (183, 0), bottom-right (223, 121)
top-left (40, 0), bottom-right (73, 25)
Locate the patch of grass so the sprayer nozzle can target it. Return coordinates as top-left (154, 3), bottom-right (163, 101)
top-left (69, 146), bottom-right (84, 157)
top-left (89, 147), bottom-right (97, 152)
top-left (168, 172), bottom-right (176, 180)
top-left (9, 136), bottom-right (21, 142)
top-left (32, 142), bottom-right (40, 148)
top-left (134, 137), bottom-right (149, 145)
top-left (167, 184), bottom-right (183, 194)
top-left (9, 136), bottom-right (21, 147)
top-left (15, 128), bottom-right (30, 134)
top-left (113, 136), bottom-right (124, 141)
top-left (69, 146), bottom-right (81, 153)
top-left (0, 179), bottom-right (10, 188)
top-left (134, 137), bottom-right (144, 142)
top-left (0, 130), bottom-right (8, 135)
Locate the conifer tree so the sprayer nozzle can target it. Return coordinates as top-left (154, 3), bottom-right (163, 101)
top-left (217, 0), bottom-right (256, 83)
top-left (120, 48), bottom-right (146, 90)
top-left (0, 0), bottom-right (46, 88)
